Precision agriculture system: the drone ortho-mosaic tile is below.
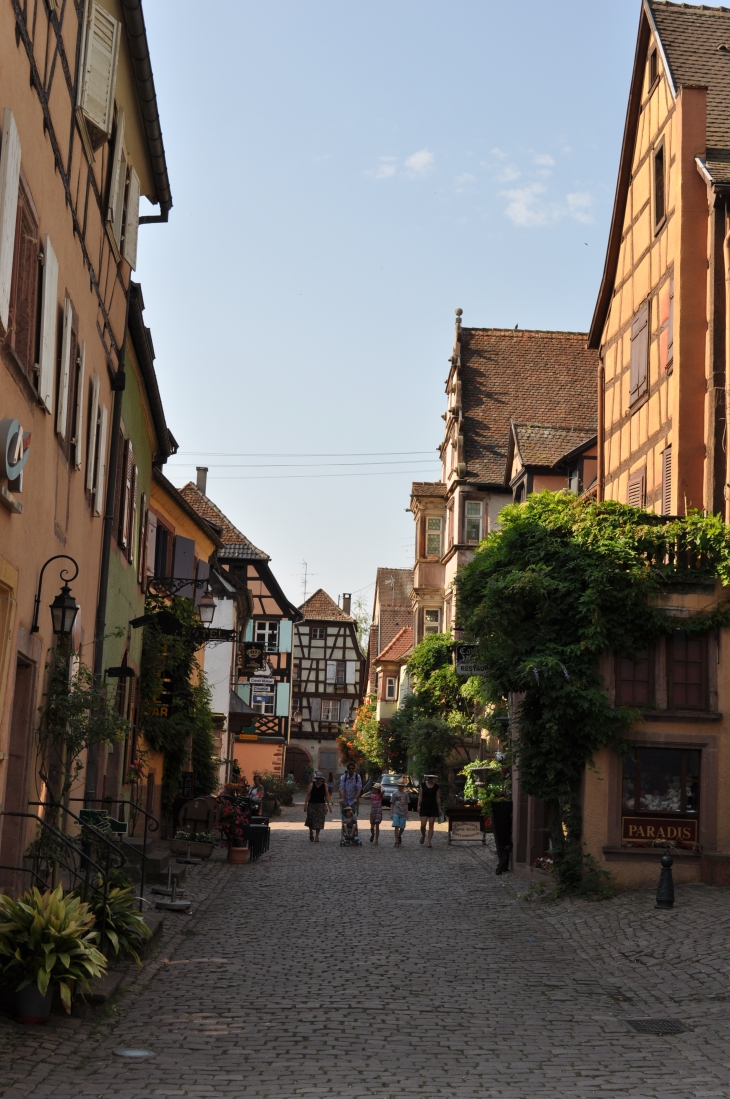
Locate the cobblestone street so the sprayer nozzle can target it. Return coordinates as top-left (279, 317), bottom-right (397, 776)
top-left (2, 809), bottom-right (730, 1099)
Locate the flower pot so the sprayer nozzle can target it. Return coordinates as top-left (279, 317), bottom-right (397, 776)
top-left (14, 983), bottom-right (54, 1024)
top-left (170, 840), bottom-right (214, 859)
top-left (227, 845), bottom-right (249, 864)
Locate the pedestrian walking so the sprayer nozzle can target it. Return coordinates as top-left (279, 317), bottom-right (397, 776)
top-left (367, 781), bottom-right (383, 844)
top-left (391, 777), bottom-right (410, 846)
top-left (418, 774), bottom-right (442, 848)
top-left (339, 761), bottom-right (362, 817)
top-left (304, 771), bottom-right (332, 842)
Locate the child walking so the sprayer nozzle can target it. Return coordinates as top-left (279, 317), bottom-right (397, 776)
top-left (368, 782), bottom-right (383, 844)
top-left (391, 778), bottom-right (410, 847)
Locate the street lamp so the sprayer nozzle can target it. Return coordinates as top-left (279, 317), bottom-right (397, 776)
top-left (197, 590), bottom-right (216, 626)
top-left (30, 555), bottom-right (80, 638)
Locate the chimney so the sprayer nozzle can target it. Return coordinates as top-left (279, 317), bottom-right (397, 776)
top-left (342, 593), bottom-right (352, 616)
top-left (196, 466), bottom-right (208, 494)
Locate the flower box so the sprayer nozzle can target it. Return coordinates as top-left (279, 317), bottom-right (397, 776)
top-left (170, 840), bottom-right (214, 859)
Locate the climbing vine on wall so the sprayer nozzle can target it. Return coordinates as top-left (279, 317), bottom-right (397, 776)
top-left (138, 595), bottom-right (217, 813)
top-left (456, 492), bottom-right (730, 891)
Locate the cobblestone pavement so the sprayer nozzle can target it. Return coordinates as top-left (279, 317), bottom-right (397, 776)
top-left (2, 807), bottom-right (730, 1098)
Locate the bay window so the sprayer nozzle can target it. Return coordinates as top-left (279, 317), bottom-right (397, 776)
top-left (465, 501), bottom-right (482, 544)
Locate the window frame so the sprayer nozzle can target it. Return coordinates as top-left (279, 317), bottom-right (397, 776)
top-left (385, 677), bottom-right (397, 701)
top-left (667, 630), bottom-right (709, 711)
top-left (653, 141), bottom-right (666, 231)
top-left (8, 174), bottom-right (40, 381)
top-left (622, 745), bottom-right (700, 818)
top-left (425, 516), bottom-right (443, 558)
top-left (615, 645), bottom-right (654, 707)
top-left (464, 500), bottom-right (483, 544)
top-left (254, 619), bottom-right (280, 653)
top-left (424, 608), bottom-right (440, 636)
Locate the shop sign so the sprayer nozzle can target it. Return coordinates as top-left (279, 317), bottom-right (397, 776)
top-left (622, 816), bottom-right (698, 844)
top-left (0, 417), bottom-right (30, 513)
top-left (455, 644), bottom-right (488, 675)
top-left (250, 677), bottom-right (274, 685)
top-left (450, 819), bottom-right (482, 842)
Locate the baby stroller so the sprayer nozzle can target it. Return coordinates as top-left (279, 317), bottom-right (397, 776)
top-left (340, 806), bottom-right (362, 847)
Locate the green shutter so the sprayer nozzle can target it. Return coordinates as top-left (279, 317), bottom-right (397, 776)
top-left (236, 683), bottom-right (251, 704)
top-left (278, 620), bottom-right (292, 653)
top-left (275, 682), bottom-right (290, 717)
top-left (244, 620), bottom-right (253, 642)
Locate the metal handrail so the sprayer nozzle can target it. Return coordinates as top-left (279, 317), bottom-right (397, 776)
top-left (67, 797), bottom-right (159, 910)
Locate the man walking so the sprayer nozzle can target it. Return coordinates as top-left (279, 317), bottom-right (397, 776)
top-left (339, 761), bottom-right (362, 817)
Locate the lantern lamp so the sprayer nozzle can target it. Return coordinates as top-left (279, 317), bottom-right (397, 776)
top-left (49, 582), bottom-right (80, 638)
top-left (198, 590), bottom-right (216, 626)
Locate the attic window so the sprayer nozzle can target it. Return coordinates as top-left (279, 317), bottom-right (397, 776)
top-left (649, 47), bottom-right (658, 88)
top-left (654, 144), bottom-right (666, 228)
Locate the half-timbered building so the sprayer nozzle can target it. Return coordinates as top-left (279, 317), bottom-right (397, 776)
top-left (287, 590), bottom-right (365, 784)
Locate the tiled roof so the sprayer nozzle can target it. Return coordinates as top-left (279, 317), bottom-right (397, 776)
top-left (299, 588), bottom-right (353, 622)
top-left (513, 424), bottom-right (596, 469)
top-left (376, 626), bottom-right (413, 664)
top-left (178, 483), bottom-right (268, 560)
top-left (411, 481), bottom-right (447, 497)
top-left (459, 328), bottom-right (598, 485)
top-left (650, 1), bottom-right (730, 147)
top-left (375, 567), bottom-right (413, 609)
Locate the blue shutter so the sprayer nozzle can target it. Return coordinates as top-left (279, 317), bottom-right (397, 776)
top-left (244, 620), bottom-right (253, 642)
top-left (275, 682), bottom-right (290, 717)
top-left (278, 620), bottom-right (292, 653)
top-left (236, 683), bottom-right (251, 704)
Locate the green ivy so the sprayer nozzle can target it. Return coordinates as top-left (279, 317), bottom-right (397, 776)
top-left (138, 595), bottom-right (217, 813)
top-left (456, 492), bottom-right (730, 891)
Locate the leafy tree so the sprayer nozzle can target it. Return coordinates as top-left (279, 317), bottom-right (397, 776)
top-left (456, 491), bottom-right (730, 891)
top-left (351, 596), bottom-right (372, 652)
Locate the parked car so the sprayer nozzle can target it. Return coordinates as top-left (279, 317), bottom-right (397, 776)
top-left (380, 774), bottom-right (419, 811)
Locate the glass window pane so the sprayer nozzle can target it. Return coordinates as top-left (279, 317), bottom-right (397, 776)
top-left (427, 518), bottom-right (442, 531)
top-left (425, 610), bottom-right (439, 623)
top-left (465, 502), bottom-right (481, 516)
top-left (638, 747), bottom-right (683, 813)
top-left (685, 749), bottom-right (700, 814)
top-left (426, 533), bottom-right (441, 555)
top-left (622, 748), bottom-right (636, 812)
top-left (466, 517), bottom-right (481, 542)
top-left (617, 650), bottom-right (650, 705)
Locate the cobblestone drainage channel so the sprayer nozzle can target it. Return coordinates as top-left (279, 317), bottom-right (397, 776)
top-left (113, 1049), bottom-right (155, 1059)
top-left (626, 1019), bottom-right (686, 1035)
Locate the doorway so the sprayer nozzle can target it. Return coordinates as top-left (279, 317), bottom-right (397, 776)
top-left (284, 745), bottom-right (311, 786)
top-left (0, 655), bottom-right (37, 893)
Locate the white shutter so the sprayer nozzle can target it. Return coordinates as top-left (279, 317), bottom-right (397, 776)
top-left (346, 660), bottom-right (356, 684)
top-left (37, 235), bottom-right (58, 412)
top-left (107, 109), bottom-right (125, 241)
top-left (73, 340), bottom-right (85, 470)
top-left (310, 697), bottom-right (322, 722)
top-left (85, 371), bottom-right (100, 489)
top-left (123, 166), bottom-right (140, 268)
top-left (326, 660), bottom-right (336, 684)
top-left (94, 402), bottom-right (108, 515)
top-left (56, 297), bottom-right (73, 437)
top-left (0, 108), bottom-right (21, 332)
top-left (79, 2), bottom-right (120, 138)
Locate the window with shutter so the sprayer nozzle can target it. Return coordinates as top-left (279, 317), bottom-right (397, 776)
top-left (629, 302), bottom-right (649, 405)
top-left (0, 108), bottom-right (21, 332)
top-left (94, 403), bottom-right (109, 516)
top-left (118, 440), bottom-right (133, 550)
top-left (627, 467), bottom-right (645, 509)
top-left (73, 341), bottom-right (85, 471)
top-left (107, 110), bottom-right (126, 247)
top-left (123, 167), bottom-right (140, 269)
top-left (326, 661), bottom-right (336, 684)
top-left (37, 235), bottom-right (58, 413)
top-left (127, 464), bottom-right (138, 564)
top-left (145, 510), bottom-right (157, 580)
top-left (86, 371), bottom-right (100, 491)
top-left (8, 180), bottom-right (39, 376)
top-left (62, 324), bottom-right (80, 462)
top-left (662, 445), bottom-right (672, 515)
top-left (113, 433), bottom-right (126, 542)
top-left (78, 2), bottom-right (120, 143)
top-left (56, 297), bottom-right (73, 439)
top-left (310, 698), bottom-right (322, 722)
top-left (137, 495), bottom-right (147, 584)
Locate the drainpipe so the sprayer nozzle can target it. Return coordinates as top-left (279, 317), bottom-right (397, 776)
top-left (597, 355), bottom-right (605, 502)
top-left (85, 286), bottom-right (130, 806)
top-left (724, 212), bottom-right (730, 523)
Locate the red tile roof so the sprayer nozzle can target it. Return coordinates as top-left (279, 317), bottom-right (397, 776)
top-left (458, 328), bottom-right (597, 486)
top-left (299, 588), bottom-right (353, 622)
top-left (376, 626), bottom-right (413, 663)
top-left (512, 423), bottom-right (596, 469)
top-left (178, 483), bottom-right (268, 560)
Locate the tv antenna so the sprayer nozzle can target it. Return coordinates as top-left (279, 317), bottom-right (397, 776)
top-left (299, 560), bottom-right (316, 604)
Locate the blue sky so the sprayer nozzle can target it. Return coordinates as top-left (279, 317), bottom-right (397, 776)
top-left (134, 0), bottom-right (675, 614)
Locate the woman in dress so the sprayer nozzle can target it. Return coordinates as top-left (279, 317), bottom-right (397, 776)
top-left (304, 771), bottom-right (332, 842)
top-left (418, 774), bottom-right (442, 848)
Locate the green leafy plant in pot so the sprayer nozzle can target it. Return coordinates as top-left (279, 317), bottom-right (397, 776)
top-left (0, 885), bottom-right (107, 1022)
top-left (90, 886), bottom-right (151, 965)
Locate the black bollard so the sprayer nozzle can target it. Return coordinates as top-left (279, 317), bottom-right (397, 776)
top-left (655, 853), bottom-right (675, 909)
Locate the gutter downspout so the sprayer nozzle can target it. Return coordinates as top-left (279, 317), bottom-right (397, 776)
top-left (597, 356), bottom-right (605, 502)
top-left (85, 286), bottom-right (130, 806)
top-left (725, 214), bottom-right (730, 523)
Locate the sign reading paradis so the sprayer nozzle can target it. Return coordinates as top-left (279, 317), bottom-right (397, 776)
top-left (622, 817), bottom-right (698, 844)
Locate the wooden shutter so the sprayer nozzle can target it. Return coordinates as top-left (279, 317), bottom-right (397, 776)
top-left (667, 278), bottom-right (674, 368)
top-left (79, 2), bottom-right (120, 139)
top-left (113, 431), bottom-right (125, 537)
top-left (94, 402), bottom-right (109, 515)
top-left (326, 660), bottom-right (337, 684)
top-left (38, 235), bottom-right (58, 413)
top-left (346, 660), bottom-right (356, 684)
top-left (275, 682), bottom-right (291, 718)
top-left (662, 446), bottom-right (672, 516)
top-left (86, 371), bottom-right (100, 490)
top-left (107, 109), bottom-right (126, 243)
top-left (123, 166), bottom-right (140, 268)
top-left (0, 109), bottom-right (21, 332)
top-left (73, 341), bottom-right (85, 470)
top-left (9, 183), bottom-right (39, 374)
top-left (145, 510), bottom-right (157, 580)
top-left (627, 467), bottom-right (645, 509)
top-left (173, 536), bottom-right (196, 595)
top-left (310, 697), bottom-right (322, 722)
top-left (137, 495), bottom-right (147, 583)
top-left (629, 302), bottom-right (649, 404)
top-left (56, 297), bottom-right (73, 438)
top-left (127, 463), bottom-right (138, 563)
top-left (117, 438), bottom-right (132, 548)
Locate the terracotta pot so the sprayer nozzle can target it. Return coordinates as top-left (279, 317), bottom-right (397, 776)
top-left (227, 845), bottom-right (249, 864)
top-left (15, 982), bottom-right (53, 1023)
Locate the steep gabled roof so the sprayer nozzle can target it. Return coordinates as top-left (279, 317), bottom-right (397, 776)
top-left (375, 626), bottom-right (413, 664)
top-left (511, 423), bottom-right (596, 470)
top-left (590, 1), bottom-right (730, 346)
top-left (152, 469), bottom-right (222, 548)
top-left (299, 589), bottom-right (353, 622)
top-left (457, 329), bottom-right (598, 485)
top-left (178, 483), bottom-right (268, 561)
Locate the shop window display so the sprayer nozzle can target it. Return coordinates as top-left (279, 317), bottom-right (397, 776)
top-left (622, 746), bottom-right (700, 816)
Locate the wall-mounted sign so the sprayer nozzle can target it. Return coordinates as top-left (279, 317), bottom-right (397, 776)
top-left (240, 641), bottom-right (267, 671)
top-left (622, 816), bottom-right (698, 845)
top-left (455, 644), bottom-right (488, 675)
top-left (250, 676), bottom-right (274, 685)
top-left (0, 418), bottom-right (30, 513)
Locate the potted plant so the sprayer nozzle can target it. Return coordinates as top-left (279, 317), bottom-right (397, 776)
top-left (216, 797), bottom-right (250, 863)
top-left (0, 885), bottom-right (107, 1022)
top-left (170, 830), bottom-right (216, 859)
top-left (90, 885), bottom-right (152, 964)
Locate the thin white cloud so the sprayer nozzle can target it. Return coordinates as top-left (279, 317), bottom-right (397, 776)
top-left (404, 148), bottom-right (434, 175)
top-left (454, 172), bottom-right (476, 192)
top-left (496, 164), bottom-right (521, 183)
top-left (368, 156), bottom-right (397, 179)
top-left (534, 153), bottom-right (555, 167)
top-left (566, 191), bottom-right (594, 224)
top-left (501, 183), bottom-right (595, 227)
